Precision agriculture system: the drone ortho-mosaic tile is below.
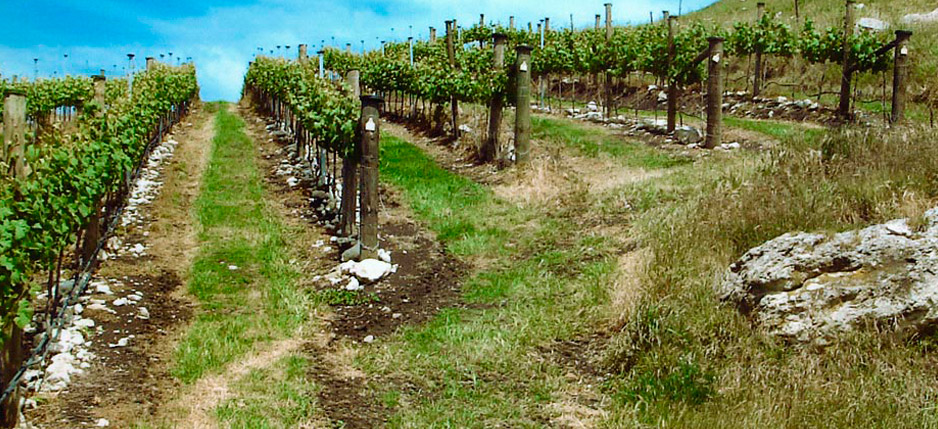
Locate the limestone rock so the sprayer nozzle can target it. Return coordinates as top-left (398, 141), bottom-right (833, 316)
top-left (674, 126), bottom-right (703, 145)
top-left (902, 8), bottom-right (938, 24)
top-left (721, 209), bottom-right (938, 342)
top-left (857, 17), bottom-right (889, 31)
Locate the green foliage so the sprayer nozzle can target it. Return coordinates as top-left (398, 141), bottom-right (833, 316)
top-left (0, 64), bottom-right (198, 333)
top-left (313, 289), bottom-right (380, 306)
top-left (1, 76), bottom-right (93, 118)
top-left (797, 18), bottom-right (893, 72)
top-left (317, 8), bottom-right (898, 110)
top-left (613, 359), bottom-right (716, 407)
top-left (244, 57), bottom-right (360, 158)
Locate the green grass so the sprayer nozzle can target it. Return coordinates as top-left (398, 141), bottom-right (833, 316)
top-left (532, 116), bottom-right (690, 168)
top-left (380, 134), bottom-right (529, 256)
top-left (723, 116), bottom-right (825, 143)
top-left (599, 123), bottom-right (938, 426)
top-left (361, 134), bottom-right (621, 426)
top-left (216, 355), bottom-right (319, 428)
top-left (171, 103), bottom-right (308, 384)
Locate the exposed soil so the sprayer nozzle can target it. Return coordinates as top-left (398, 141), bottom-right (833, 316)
top-left (240, 99), bottom-right (474, 428)
top-left (25, 104), bottom-right (214, 428)
top-left (327, 218), bottom-right (468, 341)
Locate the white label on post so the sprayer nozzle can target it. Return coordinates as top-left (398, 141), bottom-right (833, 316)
top-left (365, 118), bottom-right (376, 132)
top-left (520, 61), bottom-right (528, 72)
top-left (712, 53), bottom-right (721, 63)
top-left (900, 46), bottom-right (908, 56)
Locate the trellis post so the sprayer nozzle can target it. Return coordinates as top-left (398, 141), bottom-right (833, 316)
top-left (82, 74), bottom-right (107, 263)
top-left (339, 70), bottom-right (361, 238)
top-left (666, 14), bottom-right (678, 133)
top-left (604, 3), bottom-right (613, 119)
top-left (753, 2), bottom-right (765, 98)
top-left (3, 90), bottom-right (26, 178)
top-left (705, 37), bottom-right (725, 149)
top-left (482, 33), bottom-right (508, 163)
top-left (445, 20), bottom-right (461, 139)
top-left (838, 0), bottom-right (857, 120)
top-left (514, 45), bottom-right (533, 164)
top-left (358, 95), bottom-right (383, 260)
top-left (890, 30), bottom-right (912, 124)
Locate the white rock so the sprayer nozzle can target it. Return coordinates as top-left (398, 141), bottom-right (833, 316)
top-left (340, 259), bottom-right (395, 283)
top-left (137, 307), bottom-right (150, 320)
top-left (857, 17), bottom-right (889, 31)
top-left (345, 278), bottom-right (363, 291)
top-left (96, 418), bottom-right (110, 427)
top-left (112, 298), bottom-right (130, 307)
top-left (74, 318), bottom-right (95, 328)
top-left (108, 337), bottom-right (130, 348)
top-left (902, 8), bottom-right (938, 24)
top-left (363, 335), bottom-right (375, 343)
top-left (95, 283), bottom-right (113, 295)
top-left (127, 294), bottom-right (143, 302)
top-left (44, 353), bottom-right (83, 392)
top-left (674, 126), bottom-right (703, 145)
top-left (377, 248), bottom-right (392, 263)
top-left (458, 124), bottom-right (473, 133)
top-left (228, 265), bottom-right (239, 271)
top-left (722, 208), bottom-right (938, 342)
top-left (87, 303), bottom-right (116, 314)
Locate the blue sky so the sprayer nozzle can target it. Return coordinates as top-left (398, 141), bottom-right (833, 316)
top-left (0, 0), bottom-right (717, 101)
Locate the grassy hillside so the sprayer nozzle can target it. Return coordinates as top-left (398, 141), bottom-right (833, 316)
top-left (686, 0), bottom-right (938, 117)
top-left (690, 0), bottom-right (936, 27)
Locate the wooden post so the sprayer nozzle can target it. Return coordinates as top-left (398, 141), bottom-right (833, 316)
top-left (146, 56), bottom-right (156, 71)
top-left (753, 2), bottom-right (765, 98)
top-left (705, 37), bottom-right (725, 149)
top-left (595, 14), bottom-right (601, 31)
top-left (445, 20), bottom-right (461, 139)
top-left (82, 75), bottom-right (107, 263)
top-left (604, 3), bottom-right (613, 119)
top-left (317, 50), bottom-right (325, 79)
top-left (358, 95), bottom-right (383, 260)
top-left (479, 14), bottom-right (486, 49)
top-left (3, 90), bottom-right (26, 178)
top-left (339, 70), bottom-right (361, 238)
top-left (514, 45), bottom-right (533, 164)
top-left (430, 27), bottom-right (437, 43)
top-left (346, 43), bottom-right (352, 53)
top-left (93, 74), bottom-right (106, 117)
top-left (482, 33), bottom-right (508, 163)
top-left (0, 320), bottom-right (23, 427)
top-left (510, 16), bottom-right (515, 30)
top-left (890, 30), bottom-right (912, 124)
top-left (544, 17), bottom-right (550, 33)
top-left (838, 0), bottom-right (856, 120)
top-left (666, 15), bottom-right (678, 133)
top-left (298, 44), bottom-right (308, 63)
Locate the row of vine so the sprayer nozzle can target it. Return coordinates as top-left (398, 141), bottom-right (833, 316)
top-left (0, 64), bottom-right (199, 332)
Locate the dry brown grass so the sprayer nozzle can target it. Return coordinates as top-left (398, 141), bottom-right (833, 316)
top-left (600, 124), bottom-right (938, 426)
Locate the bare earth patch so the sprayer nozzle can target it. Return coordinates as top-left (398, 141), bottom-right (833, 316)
top-left (25, 104), bottom-right (214, 427)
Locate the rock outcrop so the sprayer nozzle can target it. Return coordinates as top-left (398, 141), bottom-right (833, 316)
top-left (721, 208), bottom-right (938, 343)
